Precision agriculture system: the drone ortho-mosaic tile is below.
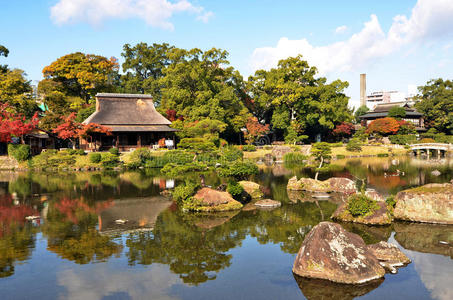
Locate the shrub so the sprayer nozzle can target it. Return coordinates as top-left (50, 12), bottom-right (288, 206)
top-left (101, 153), bottom-right (120, 168)
top-left (65, 149), bottom-right (85, 155)
top-left (8, 144), bottom-right (31, 162)
top-left (346, 138), bottom-right (362, 152)
top-left (347, 194), bottom-right (379, 217)
top-left (89, 153), bottom-right (102, 163)
top-left (385, 195), bottom-right (396, 208)
top-left (109, 147), bottom-right (120, 156)
top-left (336, 154), bottom-right (346, 159)
top-left (128, 147), bottom-right (153, 167)
top-left (161, 162), bottom-right (208, 177)
top-left (219, 146), bottom-right (243, 163)
top-left (419, 138), bottom-right (435, 143)
top-left (283, 152), bottom-right (307, 164)
top-left (377, 153), bottom-right (389, 157)
top-left (242, 144), bottom-right (256, 152)
top-left (388, 134), bottom-right (417, 145)
top-left (172, 180), bottom-right (200, 204)
top-left (263, 145), bottom-right (273, 150)
top-left (219, 161), bottom-right (259, 179)
top-left (227, 180), bottom-right (244, 201)
top-left (329, 142), bottom-right (343, 148)
top-left (178, 138), bottom-right (216, 152)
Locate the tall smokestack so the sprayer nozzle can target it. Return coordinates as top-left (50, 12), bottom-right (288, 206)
top-left (360, 73), bottom-right (366, 107)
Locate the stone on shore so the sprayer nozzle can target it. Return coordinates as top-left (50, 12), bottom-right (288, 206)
top-left (287, 176), bottom-right (356, 194)
top-left (193, 188), bottom-right (243, 212)
top-left (366, 241), bottom-right (411, 273)
top-left (292, 222), bottom-right (385, 284)
top-left (394, 182), bottom-right (453, 224)
top-left (272, 145), bottom-right (292, 162)
top-left (254, 199), bottom-right (281, 209)
top-left (238, 181), bottom-right (264, 199)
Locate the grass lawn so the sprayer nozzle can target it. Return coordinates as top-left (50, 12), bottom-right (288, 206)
top-left (331, 145), bottom-right (408, 157)
top-left (243, 149), bottom-right (273, 159)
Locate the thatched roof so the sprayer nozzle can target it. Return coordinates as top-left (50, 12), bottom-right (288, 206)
top-left (84, 93), bottom-right (174, 132)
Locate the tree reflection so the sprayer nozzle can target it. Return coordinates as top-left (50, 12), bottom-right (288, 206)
top-left (0, 194), bottom-right (38, 277)
top-left (42, 197), bottom-right (122, 264)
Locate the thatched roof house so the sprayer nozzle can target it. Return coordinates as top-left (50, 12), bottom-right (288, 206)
top-left (82, 93), bottom-right (177, 151)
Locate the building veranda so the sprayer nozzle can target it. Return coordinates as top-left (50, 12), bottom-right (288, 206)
top-left (81, 93), bottom-right (177, 151)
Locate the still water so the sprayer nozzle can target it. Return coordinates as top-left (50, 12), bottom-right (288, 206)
top-left (0, 157), bottom-right (452, 300)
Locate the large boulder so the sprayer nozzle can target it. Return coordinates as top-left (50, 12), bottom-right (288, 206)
top-left (287, 176), bottom-right (356, 194)
top-left (238, 181), bottom-right (263, 199)
top-left (394, 183), bottom-right (453, 224)
top-left (193, 188), bottom-right (243, 212)
top-left (331, 201), bottom-right (392, 225)
top-left (292, 222), bottom-right (385, 284)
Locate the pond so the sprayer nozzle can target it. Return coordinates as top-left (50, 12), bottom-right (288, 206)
top-left (0, 157), bottom-right (452, 300)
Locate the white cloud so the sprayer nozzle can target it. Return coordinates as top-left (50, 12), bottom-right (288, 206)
top-left (250, 0), bottom-right (453, 74)
top-left (335, 25), bottom-right (347, 34)
top-left (50, 0), bottom-right (213, 30)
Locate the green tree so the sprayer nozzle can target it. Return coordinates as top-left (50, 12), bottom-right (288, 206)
top-left (415, 78), bottom-right (453, 134)
top-left (121, 42), bottom-right (174, 102)
top-left (311, 142), bottom-right (332, 180)
top-left (40, 52), bottom-right (119, 106)
top-left (0, 69), bottom-right (38, 117)
top-left (0, 45), bottom-right (9, 73)
top-left (248, 56), bottom-right (352, 140)
top-left (159, 47), bottom-right (250, 137)
top-left (354, 105), bottom-right (369, 123)
top-left (388, 106), bottom-right (406, 119)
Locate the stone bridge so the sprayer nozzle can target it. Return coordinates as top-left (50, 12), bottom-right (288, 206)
top-left (410, 143), bottom-right (451, 158)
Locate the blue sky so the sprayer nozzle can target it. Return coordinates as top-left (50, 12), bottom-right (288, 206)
top-left (2, 0), bottom-right (453, 107)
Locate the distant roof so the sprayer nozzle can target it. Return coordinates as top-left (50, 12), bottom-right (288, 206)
top-left (84, 94), bottom-right (171, 128)
top-left (96, 93), bottom-right (153, 99)
top-left (359, 111), bottom-right (423, 119)
top-left (372, 101), bottom-right (414, 113)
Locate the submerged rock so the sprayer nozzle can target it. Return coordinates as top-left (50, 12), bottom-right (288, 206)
top-left (287, 176), bottom-right (356, 194)
top-left (292, 222), bottom-right (385, 284)
top-left (331, 201), bottom-right (392, 225)
top-left (394, 182), bottom-right (453, 224)
top-left (254, 199), bottom-right (281, 209)
top-left (239, 181), bottom-right (264, 199)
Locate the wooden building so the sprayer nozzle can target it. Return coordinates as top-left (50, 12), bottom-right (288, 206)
top-left (359, 102), bottom-right (426, 132)
top-left (81, 93), bottom-right (177, 151)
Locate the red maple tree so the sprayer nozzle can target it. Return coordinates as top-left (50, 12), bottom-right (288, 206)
top-left (366, 117), bottom-right (400, 135)
top-left (333, 122), bottom-right (354, 137)
top-left (53, 112), bottom-right (111, 148)
top-left (0, 104), bottom-right (39, 143)
top-left (244, 117), bottom-right (270, 144)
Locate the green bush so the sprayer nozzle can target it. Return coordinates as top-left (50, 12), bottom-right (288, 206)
top-left (161, 162), bottom-right (209, 177)
top-left (172, 180), bottom-right (200, 204)
top-left (377, 153), bottom-right (389, 157)
top-left (388, 134), bottom-right (417, 145)
top-left (109, 147), bottom-right (120, 156)
top-left (347, 194), bottom-right (379, 217)
top-left (178, 138), bottom-right (216, 152)
top-left (145, 150), bottom-right (195, 168)
top-left (8, 144), bottom-right (31, 162)
top-left (336, 154), bottom-right (346, 159)
top-left (346, 138), bottom-right (362, 152)
top-left (219, 161), bottom-right (259, 179)
top-left (219, 146), bottom-right (243, 163)
top-left (330, 142), bottom-right (343, 147)
top-left (65, 149), bottom-right (85, 155)
top-left (242, 144), bottom-right (256, 152)
top-left (101, 153), bottom-right (120, 168)
top-left (283, 152), bottom-right (307, 164)
top-left (89, 153), bottom-right (102, 163)
top-left (227, 180), bottom-right (244, 200)
top-left (385, 195), bottom-right (396, 208)
top-left (128, 147), bottom-right (153, 167)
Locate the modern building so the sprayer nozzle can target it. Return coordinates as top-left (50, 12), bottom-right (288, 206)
top-left (366, 91), bottom-right (406, 108)
top-left (81, 93), bottom-right (177, 151)
top-left (359, 101), bottom-right (426, 132)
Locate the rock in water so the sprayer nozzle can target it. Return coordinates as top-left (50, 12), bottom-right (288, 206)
top-left (394, 183), bottom-right (453, 224)
top-left (331, 201), bottom-right (392, 225)
top-left (287, 176), bottom-right (356, 194)
top-left (254, 199), bottom-right (281, 208)
top-left (292, 222), bottom-right (385, 284)
top-left (366, 241), bottom-right (411, 273)
top-left (238, 181), bottom-right (264, 199)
